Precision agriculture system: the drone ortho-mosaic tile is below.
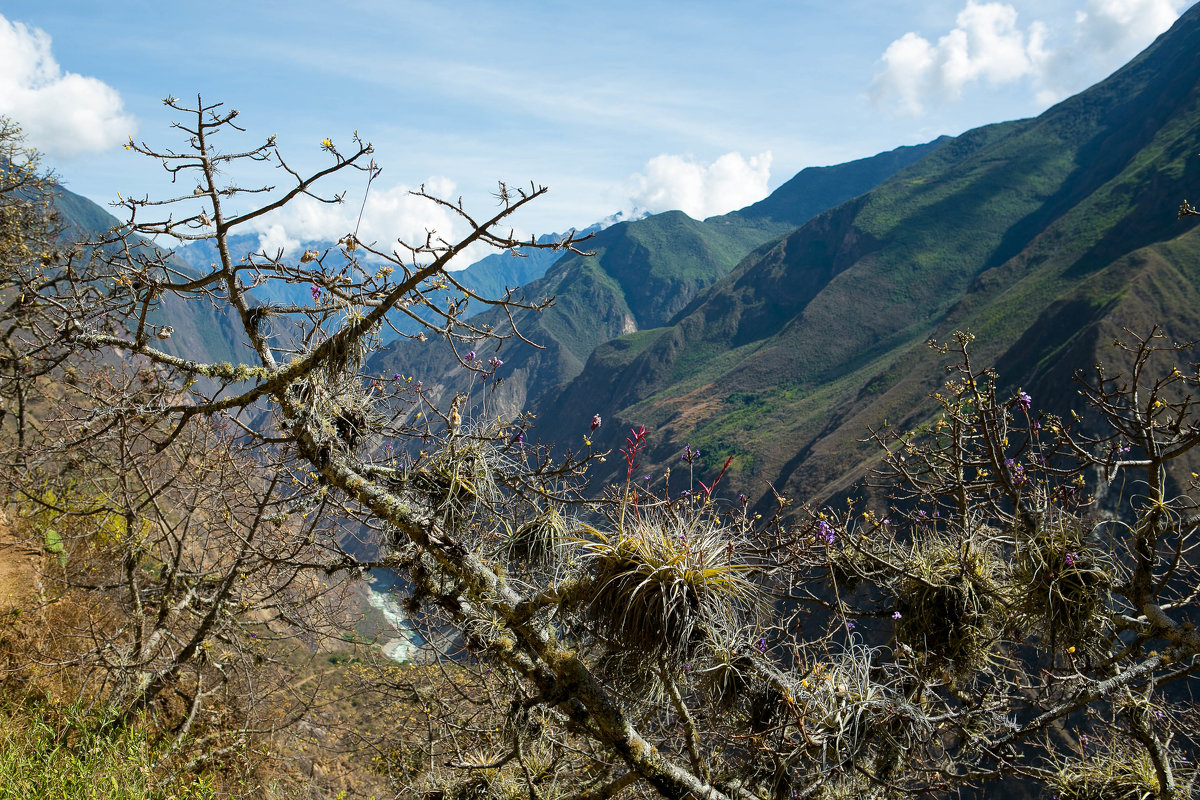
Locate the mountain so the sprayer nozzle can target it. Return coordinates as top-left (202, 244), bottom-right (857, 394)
top-left (446, 224), bottom-right (606, 301)
top-left (367, 137), bottom-right (947, 415)
top-left (174, 225), bottom-right (606, 340)
top-left (531, 5), bottom-right (1200, 506)
top-left (724, 137), bottom-right (952, 229)
top-left (51, 185), bottom-right (250, 367)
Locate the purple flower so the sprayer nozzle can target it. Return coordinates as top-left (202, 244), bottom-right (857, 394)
top-left (310, 284), bottom-right (321, 301)
top-left (817, 520), bottom-right (835, 545)
top-left (738, 493), bottom-right (748, 505)
top-left (755, 637), bottom-right (767, 654)
top-left (1016, 390), bottom-right (1032, 412)
top-left (892, 611), bottom-right (903, 621)
top-left (514, 432), bottom-right (524, 445)
top-left (680, 444), bottom-right (700, 464)
top-left (392, 373), bottom-right (401, 382)
top-left (1065, 552), bottom-right (1077, 567)
top-left (488, 357), bottom-right (503, 368)
top-left (845, 620), bottom-right (856, 631)
top-left (465, 350), bottom-right (476, 362)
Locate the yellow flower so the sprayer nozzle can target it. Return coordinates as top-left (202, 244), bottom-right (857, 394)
top-left (321, 138), bottom-right (333, 149)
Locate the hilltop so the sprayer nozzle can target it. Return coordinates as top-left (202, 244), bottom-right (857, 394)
top-left (531, 4), bottom-right (1200, 505)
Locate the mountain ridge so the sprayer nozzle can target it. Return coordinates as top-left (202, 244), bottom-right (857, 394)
top-left (49, 184), bottom-right (251, 368)
top-left (529, 4), bottom-right (1200, 506)
top-left (367, 136), bottom-right (949, 417)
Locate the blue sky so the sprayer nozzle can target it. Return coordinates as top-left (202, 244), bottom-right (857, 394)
top-left (0, 0), bottom-right (1189, 260)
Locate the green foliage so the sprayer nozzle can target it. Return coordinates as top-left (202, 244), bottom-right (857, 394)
top-left (0, 700), bottom-right (216, 800)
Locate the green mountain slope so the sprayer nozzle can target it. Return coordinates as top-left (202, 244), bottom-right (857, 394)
top-left (368, 138), bottom-right (946, 415)
top-left (725, 136), bottom-right (952, 229)
top-left (533, 5), bottom-right (1200, 505)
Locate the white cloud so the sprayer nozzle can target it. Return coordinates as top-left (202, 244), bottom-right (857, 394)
top-left (1075, 0), bottom-right (1184, 55)
top-left (870, 0), bottom-right (1184, 116)
top-left (625, 151), bottom-right (772, 220)
top-left (870, 2), bottom-right (1043, 115)
top-left (1034, 0), bottom-right (1186, 103)
top-left (245, 176), bottom-right (515, 269)
top-left (0, 14), bottom-right (135, 157)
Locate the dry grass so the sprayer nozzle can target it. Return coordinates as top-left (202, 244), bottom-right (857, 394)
top-left (0, 545), bottom-right (38, 613)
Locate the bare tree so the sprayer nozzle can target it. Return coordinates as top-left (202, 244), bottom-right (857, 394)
top-left (0, 116), bottom-right (71, 455)
top-left (807, 330), bottom-right (1200, 798)
top-left (10, 98), bottom-right (1200, 800)
top-left (8, 373), bottom-right (360, 771)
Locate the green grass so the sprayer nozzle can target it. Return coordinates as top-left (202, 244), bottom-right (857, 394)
top-left (0, 699), bottom-right (216, 800)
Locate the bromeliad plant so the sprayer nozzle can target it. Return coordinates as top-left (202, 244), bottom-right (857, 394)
top-left (810, 329), bottom-right (1200, 797)
top-left (575, 507), bottom-right (761, 664)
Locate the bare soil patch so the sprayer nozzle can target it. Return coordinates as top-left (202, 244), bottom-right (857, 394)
top-left (0, 513), bottom-right (39, 611)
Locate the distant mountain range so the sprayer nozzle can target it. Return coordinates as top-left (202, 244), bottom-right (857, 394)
top-left (173, 224), bottom-right (613, 341)
top-left (367, 138), bottom-right (946, 419)
top-left (372, 3), bottom-right (1200, 508)
top-left (47, 3), bottom-right (1200, 513)
top-left (50, 185), bottom-right (251, 369)
top-left (527, 3), bottom-right (1200, 505)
